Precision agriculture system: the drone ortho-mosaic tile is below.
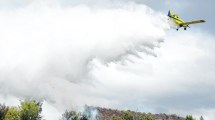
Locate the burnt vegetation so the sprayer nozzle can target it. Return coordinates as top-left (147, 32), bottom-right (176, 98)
top-left (61, 106), bottom-right (195, 120)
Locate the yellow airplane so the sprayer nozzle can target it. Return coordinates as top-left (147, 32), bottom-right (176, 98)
top-left (168, 10), bottom-right (205, 31)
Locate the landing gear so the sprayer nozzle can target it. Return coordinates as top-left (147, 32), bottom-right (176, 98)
top-left (184, 27), bottom-right (187, 30)
top-left (176, 29), bottom-right (179, 31)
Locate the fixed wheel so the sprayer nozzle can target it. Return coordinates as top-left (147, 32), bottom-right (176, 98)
top-left (184, 28), bottom-right (187, 30)
top-left (176, 29), bottom-right (179, 31)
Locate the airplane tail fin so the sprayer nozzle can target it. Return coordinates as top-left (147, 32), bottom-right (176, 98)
top-left (168, 10), bottom-right (172, 17)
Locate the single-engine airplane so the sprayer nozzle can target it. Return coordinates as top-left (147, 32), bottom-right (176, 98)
top-left (167, 10), bottom-right (205, 31)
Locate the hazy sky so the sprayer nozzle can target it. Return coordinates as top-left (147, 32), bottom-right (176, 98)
top-left (0, 0), bottom-right (214, 120)
top-left (0, 0), bottom-right (213, 31)
top-left (0, 0), bottom-right (213, 33)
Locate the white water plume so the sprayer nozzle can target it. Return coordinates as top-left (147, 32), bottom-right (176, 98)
top-left (0, 1), bottom-right (170, 119)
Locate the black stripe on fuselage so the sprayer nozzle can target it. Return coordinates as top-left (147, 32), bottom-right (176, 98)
top-left (168, 15), bottom-right (184, 23)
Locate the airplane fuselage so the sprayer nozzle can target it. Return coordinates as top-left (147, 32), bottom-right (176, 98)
top-left (169, 14), bottom-right (188, 29)
top-left (167, 10), bottom-right (205, 31)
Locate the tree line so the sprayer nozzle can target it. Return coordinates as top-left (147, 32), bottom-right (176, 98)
top-left (0, 100), bottom-right (42, 120)
top-left (0, 100), bottom-right (204, 120)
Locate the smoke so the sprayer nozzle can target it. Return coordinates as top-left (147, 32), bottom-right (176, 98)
top-left (0, 1), bottom-right (170, 119)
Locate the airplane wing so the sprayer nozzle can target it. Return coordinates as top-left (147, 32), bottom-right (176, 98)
top-left (181, 20), bottom-right (206, 25)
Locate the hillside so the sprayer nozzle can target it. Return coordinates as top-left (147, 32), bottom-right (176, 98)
top-left (84, 106), bottom-right (185, 120)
